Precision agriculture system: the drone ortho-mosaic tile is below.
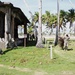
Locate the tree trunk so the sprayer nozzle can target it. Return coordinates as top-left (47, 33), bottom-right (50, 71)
top-left (74, 23), bottom-right (75, 36)
top-left (54, 0), bottom-right (60, 46)
top-left (36, 0), bottom-right (44, 48)
top-left (54, 26), bottom-right (58, 46)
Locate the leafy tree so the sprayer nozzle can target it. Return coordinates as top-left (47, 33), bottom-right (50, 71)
top-left (54, 10), bottom-right (68, 46)
top-left (36, 0), bottom-right (44, 48)
top-left (42, 11), bottom-right (57, 34)
top-left (67, 8), bottom-right (75, 34)
top-left (33, 12), bottom-right (39, 23)
top-left (59, 10), bottom-right (68, 34)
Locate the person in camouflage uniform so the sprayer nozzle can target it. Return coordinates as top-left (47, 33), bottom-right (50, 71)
top-left (64, 34), bottom-right (70, 50)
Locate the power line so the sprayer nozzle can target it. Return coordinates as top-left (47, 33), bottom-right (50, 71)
top-left (23, 0), bottom-right (33, 17)
top-left (68, 0), bottom-right (75, 8)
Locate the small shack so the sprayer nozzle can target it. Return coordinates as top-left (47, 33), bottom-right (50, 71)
top-left (0, 1), bottom-right (30, 49)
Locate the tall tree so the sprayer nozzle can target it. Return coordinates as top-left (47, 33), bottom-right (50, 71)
top-left (60, 10), bottom-right (68, 34)
top-left (42, 11), bottom-right (57, 34)
top-left (33, 12), bottom-right (39, 23)
top-left (68, 8), bottom-right (75, 34)
top-left (33, 12), bottom-right (39, 39)
top-left (54, 0), bottom-right (60, 46)
top-left (36, 0), bottom-right (44, 48)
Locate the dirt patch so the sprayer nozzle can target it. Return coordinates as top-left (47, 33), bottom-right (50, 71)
top-left (61, 71), bottom-right (74, 75)
top-left (0, 64), bottom-right (48, 75)
top-left (0, 64), bottom-right (31, 72)
top-left (34, 71), bottom-right (47, 75)
top-left (8, 66), bottom-right (32, 72)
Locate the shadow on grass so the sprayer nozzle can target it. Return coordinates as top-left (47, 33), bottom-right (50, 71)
top-left (2, 40), bottom-right (38, 54)
top-left (2, 40), bottom-right (37, 54)
top-left (3, 47), bottom-right (22, 54)
top-left (67, 48), bottom-right (73, 51)
top-left (3, 49), bottom-right (12, 54)
top-left (27, 40), bottom-right (37, 47)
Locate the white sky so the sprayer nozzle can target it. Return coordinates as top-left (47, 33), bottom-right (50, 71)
top-left (0, 0), bottom-right (75, 19)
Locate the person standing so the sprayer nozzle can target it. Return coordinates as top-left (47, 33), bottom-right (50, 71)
top-left (64, 34), bottom-right (70, 50)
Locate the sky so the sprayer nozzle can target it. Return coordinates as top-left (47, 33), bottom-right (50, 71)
top-left (0, 0), bottom-right (75, 20)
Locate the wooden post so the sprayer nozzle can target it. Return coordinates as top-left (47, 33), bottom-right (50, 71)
top-left (11, 15), bottom-right (15, 40)
top-left (24, 23), bottom-right (27, 47)
top-left (24, 34), bottom-right (27, 47)
top-left (24, 38), bottom-right (26, 47)
top-left (5, 12), bottom-right (8, 48)
top-left (5, 8), bottom-right (11, 48)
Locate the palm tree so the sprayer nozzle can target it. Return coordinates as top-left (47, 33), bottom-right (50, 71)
top-left (42, 11), bottom-right (57, 34)
top-left (33, 12), bottom-right (39, 40)
top-left (36, 0), bottom-right (44, 48)
top-left (54, 0), bottom-right (60, 46)
top-left (60, 10), bottom-right (68, 34)
top-left (42, 11), bottom-right (51, 33)
top-left (44, 11), bottom-right (51, 25)
top-left (33, 12), bottom-right (39, 23)
top-left (67, 8), bottom-right (75, 35)
top-left (54, 10), bottom-right (68, 45)
top-left (50, 14), bottom-right (57, 34)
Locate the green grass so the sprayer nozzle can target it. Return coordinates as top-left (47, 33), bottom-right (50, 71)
top-left (0, 40), bottom-right (75, 75)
